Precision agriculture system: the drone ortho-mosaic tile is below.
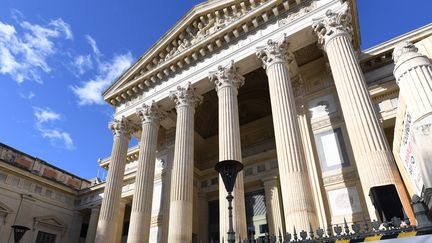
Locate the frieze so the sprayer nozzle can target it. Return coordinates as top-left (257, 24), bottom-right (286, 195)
top-left (278, 0), bottom-right (317, 26)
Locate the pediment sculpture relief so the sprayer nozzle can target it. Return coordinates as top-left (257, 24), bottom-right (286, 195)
top-left (157, 2), bottom-right (258, 64)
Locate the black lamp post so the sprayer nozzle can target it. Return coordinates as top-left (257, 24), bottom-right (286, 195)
top-left (215, 159), bottom-right (244, 243)
top-left (11, 225), bottom-right (30, 243)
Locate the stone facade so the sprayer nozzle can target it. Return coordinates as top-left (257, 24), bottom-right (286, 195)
top-left (1, 0), bottom-right (432, 243)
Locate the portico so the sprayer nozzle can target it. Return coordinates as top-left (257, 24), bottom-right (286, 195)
top-left (91, 0), bottom-right (421, 242)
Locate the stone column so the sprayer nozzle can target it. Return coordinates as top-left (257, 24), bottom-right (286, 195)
top-left (96, 117), bottom-right (132, 243)
top-left (127, 102), bottom-right (163, 243)
top-left (167, 82), bottom-right (202, 243)
top-left (256, 38), bottom-right (318, 231)
top-left (393, 41), bottom-right (432, 207)
top-left (115, 201), bottom-right (127, 243)
top-left (209, 60), bottom-right (247, 241)
top-left (312, 3), bottom-right (408, 219)
top-left (85, 206), bottom-right (100, 243)
top-left (262, 176), bottom-right (284, 236)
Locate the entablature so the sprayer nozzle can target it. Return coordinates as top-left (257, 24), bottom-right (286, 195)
top-left (104, 0), bottom-right (350, 109)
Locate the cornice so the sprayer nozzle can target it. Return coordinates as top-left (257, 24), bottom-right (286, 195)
top-left (103, 0), bottom-right (322, 107)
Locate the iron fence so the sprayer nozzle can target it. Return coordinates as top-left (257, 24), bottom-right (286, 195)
top-left (238, 217), bottom-right (415, 243)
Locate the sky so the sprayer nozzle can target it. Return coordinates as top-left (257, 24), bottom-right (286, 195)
top-left (0, 0), bottom-right (431, 180)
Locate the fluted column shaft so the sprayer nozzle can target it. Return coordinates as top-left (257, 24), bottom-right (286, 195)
top-left (263, 177), bottom-right (284, 236)
top-left (209, 61), bottom-right (247, 241)
top-left (168, 83), bottom-right (202, 243)
top-left (127, 102), bottom-right (162, 243)
top-left (85, 206), bottom-right (100, 243)
top-left (393, 42), bottom-right (432, 192)
top-left (313, 3), bottom-right (407, 219)
top-left (257, 39), bottom-right (318, 231)
top-left (394, 41), bottom-right (432, 122)
top-left (96, 117), bottom-right (131, 243)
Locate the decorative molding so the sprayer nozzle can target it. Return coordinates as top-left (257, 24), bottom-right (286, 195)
top-left (105, 0), bottom-right (320, 106)
top-left (256, 35), bottom-right (293, 70)
top-left (136, 101), bottom-right (165, 124)
top-left (33, 215), bottom-right (66, 235)
top-left (278, 0), bottom-right (317, 26)
top-left (169, 82), bottom-right (203, 108)
top-left (312, 2), bottom-right (353, 49)
top-left (392, 41), bottom-right (418, 63)
top-left (108, 116), bottom-right (134, 137)
top-left (311, 114), bottom-right (343, 130)
top-left (209, 60), bottom-right (245, 92)
top-left (322, 170), bottom-right (358, 186)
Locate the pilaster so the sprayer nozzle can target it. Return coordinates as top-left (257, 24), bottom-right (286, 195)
top-left (262, 176), bottom-right (284, 236)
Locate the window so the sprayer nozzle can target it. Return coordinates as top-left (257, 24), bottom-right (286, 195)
top-left (34, 185), bottom-right (42, 194)
top-left (0, 172), bottom-right (7, 182)
top-left (315, 127), bottom-right (350, 171)
top-left (35, 231), bottom-right (56, 243)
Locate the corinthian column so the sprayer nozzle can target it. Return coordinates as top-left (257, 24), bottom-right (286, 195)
top-left (127, 102), bottom-right (163, 243)
top-left (312, 3), bottom-right (408, 219)
top-left (209, 60), bottom-right (247, 241)
top-left (167, 82), bottom-right (202, 243)
top-left (393, 41), bottom-right (432, 205)
top-left (262, 176), bottom-right (284, 236)
top-left (256, 38), bottom-right (318, 231)
top-left (96, 117), bottom-right (132, 243)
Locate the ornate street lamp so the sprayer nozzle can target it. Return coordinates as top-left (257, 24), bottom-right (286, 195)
top-left (11, 225), bottom-right (30, 243)
top-left (215, 160), bottom-right (244, 243)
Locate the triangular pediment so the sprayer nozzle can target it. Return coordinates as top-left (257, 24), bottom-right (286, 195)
top-left (103, 0), bottom-right (316, 106)
top-left (34, 216), bottom-right (65, 229)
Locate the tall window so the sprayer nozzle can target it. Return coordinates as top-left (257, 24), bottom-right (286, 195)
top-left (314, 127), bottom-right (349, 171)
top-left (35, 231), bottom-right (56, 243)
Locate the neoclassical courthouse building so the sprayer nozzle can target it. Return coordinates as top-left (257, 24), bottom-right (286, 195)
top-left (1, 0), bottom-right (432, 242)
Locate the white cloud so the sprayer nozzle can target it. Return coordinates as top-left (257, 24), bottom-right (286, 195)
top-left (0, 16), bottom-right (73, 83)
top-left (19, 91), bottom-right (35, 100)
top-left (73, 54), bottom-right (93, 75)
top-left (40, 129), bottom-right (74, 150)
top-left (85, 35), bottom-right (101, 58)
top-left (34, 107), bottom-right (61, 123)
top-left (71, 52), bottom-right (133, 105)
top-left (49, 19), bottom-right (73, 40)
top-left (33, 107), bottom-right (75, 150)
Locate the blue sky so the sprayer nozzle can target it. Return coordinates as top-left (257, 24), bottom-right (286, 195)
top-left (0, 0), bottom-right (431, 180)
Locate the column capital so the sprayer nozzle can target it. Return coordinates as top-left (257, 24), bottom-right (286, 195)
top-left (136, 101), bottom-right (165, 124)
top-left (169, 82), bottom-right (203, 108)
top-left (393, 41), bottom-right (432, 84)
top-left (108, 116), bottom-right (133, 137)
top-left (256, 35), bottom-right (293, 69)
top-left (393, 41), bottom-right (419, 63)
top-left (209, 60), bottom-right (245, 93)
top-left (312, 2), bottom-right (353, 50)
